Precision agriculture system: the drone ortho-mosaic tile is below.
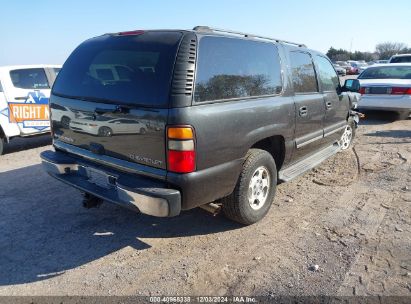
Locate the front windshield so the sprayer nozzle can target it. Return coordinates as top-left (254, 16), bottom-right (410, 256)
top-left (358, 66), bottom-right (411, 79)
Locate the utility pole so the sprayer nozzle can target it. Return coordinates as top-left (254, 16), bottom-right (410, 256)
top-left (349, 38), bottom-right (353, 54)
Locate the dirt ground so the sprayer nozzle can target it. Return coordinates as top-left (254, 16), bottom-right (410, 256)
top-left (0, 112), bottom-right (410, 297)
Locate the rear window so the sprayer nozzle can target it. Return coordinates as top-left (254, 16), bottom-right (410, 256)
top-left (10, 68), bottom-right (49, 89)
top-left (359, 66), bottom-right (411, 79)
top-left (52, 32), bottom-right (182, 107)
top-left (390, 56), bottom-right (411, 63)
top-left (194, 36), bottom-right (282, 102)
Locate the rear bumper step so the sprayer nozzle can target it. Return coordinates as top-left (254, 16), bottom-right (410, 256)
top-left (40, 150), bottom-right (181, 217)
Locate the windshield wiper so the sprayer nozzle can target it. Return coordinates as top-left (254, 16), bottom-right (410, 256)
top-left (94, 105), bottom-right (131, 115)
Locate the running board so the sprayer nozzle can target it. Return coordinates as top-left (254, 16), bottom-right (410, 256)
top-left (278, 143), bottom-right (341, 182)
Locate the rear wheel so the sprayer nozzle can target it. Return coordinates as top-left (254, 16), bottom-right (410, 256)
top-left (140, 127), bottom-right (146, 135)
top-left (222, 149), bottom-right (277, 225)
top-left (98, 127), bottom-right (112, 137)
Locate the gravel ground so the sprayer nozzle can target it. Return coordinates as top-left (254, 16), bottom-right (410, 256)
top-left (0, 112), bottom-right (410, 297)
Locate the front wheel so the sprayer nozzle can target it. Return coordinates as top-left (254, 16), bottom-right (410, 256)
top-left (222, 149), bottom-right (277, 225)
top-left (340, 119), bottom-right (356, 150)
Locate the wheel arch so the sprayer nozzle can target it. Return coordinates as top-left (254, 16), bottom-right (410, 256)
top-left (250, 135), bottom-right (286, 171)
top-left (0, 124), bottom-right (8, 142)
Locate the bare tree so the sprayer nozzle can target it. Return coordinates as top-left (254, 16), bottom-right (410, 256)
top-left (375, 42), bottom-right (408, 59)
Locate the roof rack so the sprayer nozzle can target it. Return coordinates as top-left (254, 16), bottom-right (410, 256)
top-left (193, 26), bottom-right (306, 48)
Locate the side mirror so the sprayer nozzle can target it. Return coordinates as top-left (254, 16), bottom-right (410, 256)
top-left (343, 79), bottom-right (360, 93)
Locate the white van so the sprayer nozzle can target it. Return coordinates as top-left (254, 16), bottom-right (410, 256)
top-left (0, 65), bottom-right (61, 154)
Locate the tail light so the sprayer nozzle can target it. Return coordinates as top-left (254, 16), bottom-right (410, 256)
top-left (391, 87), bottom-right (411, 95)
top-left (359, 87), bottom-right (411, 95)
top-left (166, 126), bottom-right (196, 173)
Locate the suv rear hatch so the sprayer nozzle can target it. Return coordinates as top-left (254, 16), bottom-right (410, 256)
top-left (50, 31), bottom-right (184, 170)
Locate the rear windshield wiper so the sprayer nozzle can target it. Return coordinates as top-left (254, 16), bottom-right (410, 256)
top-left (94, 105), bottom-right (132, 115)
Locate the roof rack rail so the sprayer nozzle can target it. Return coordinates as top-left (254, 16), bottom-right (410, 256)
top-left (192, 26), bottom-right (306, 48)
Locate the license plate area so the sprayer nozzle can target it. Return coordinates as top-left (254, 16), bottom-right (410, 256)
top-left (368, 87), bottom-right (390, 94)
top-left (86, 167), bottom-right (115, 189)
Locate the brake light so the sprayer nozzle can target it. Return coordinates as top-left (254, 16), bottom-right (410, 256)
top-left (167, 126), bottom-right (196, 173)
top-left (391, 87), bottom-right (411, 95)
top-left (117, 30), bottom-right (145, 36)
top-left (359, 87), bottom-right (366, 94)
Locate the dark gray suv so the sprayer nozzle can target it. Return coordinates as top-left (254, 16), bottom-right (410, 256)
top-left (41, 26), bottom-right (358, 225)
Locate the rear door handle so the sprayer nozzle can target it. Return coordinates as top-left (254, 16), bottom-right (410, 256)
top-left (299, 106), bottom-right (308, 117)
top-left (326, 102), bottom-right (332, 110)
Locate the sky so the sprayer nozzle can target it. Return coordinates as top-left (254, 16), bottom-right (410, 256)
top-left (1, 0), bottom-right (410, 66)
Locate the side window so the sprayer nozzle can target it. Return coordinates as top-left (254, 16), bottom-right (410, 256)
top-left (9, 68), bottom-right (49, 89)
top-left (53, 68), bottom-right (61, 76)
top-left (194, 36), bottom-right (282, 102)
top-left (289, 51), bottom-right (318, 93)
top-left (315, 56), bottom-right (339, 91)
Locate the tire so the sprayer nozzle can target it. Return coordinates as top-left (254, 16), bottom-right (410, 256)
top-left (98, 127), bottom-right (112, 137)
top-left (222, 149), bottom-right (277, 225)
top-left (397, 111), bottom-right (410, 120)
top-left (140, 127), bottom-right (146, 135)
top-left (340, 119), bottom-right (356, 151)
top-left (61, 116), bottom-right (71, 129)
top-left (0, 137), bottom-right (4, 155)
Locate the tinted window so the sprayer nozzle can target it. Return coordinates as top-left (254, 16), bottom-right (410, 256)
top-left (359, 66), bottom-right (411, 79)
top-left (289, 52), bottom-right (318, 93)
top-left (390, 56), bottom-right (411, 63)
top-left (10, 68), bottom-right (49, 89)
top-left (52, 32), bottom-right (182, 107)
top-left (315, 56), bottom-right (339, 91)
top-left (53, 68), bottom-right (61, 76)
top-left (194, 37), bottom-right (282, 102)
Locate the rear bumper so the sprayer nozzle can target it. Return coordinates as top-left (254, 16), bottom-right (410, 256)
top-left (40, 150), bottom-right (181, 217)
top-left (358, 95), bottom-right (411, 111)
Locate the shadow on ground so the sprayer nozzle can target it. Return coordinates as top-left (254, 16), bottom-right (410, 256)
top-left (3, 135), bottom-right (52, 154)
top-left (358, 110), bottom-right (405, 126)
top-left (0, 164), bottom-right (241, 286)
top-left (365, 130), bottom-right (411, 139)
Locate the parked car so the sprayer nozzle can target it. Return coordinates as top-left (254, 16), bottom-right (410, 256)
top-left (336, 61), bottom-right (352, 74)
top-left (370, 60), bottom-right (388, 65)
top-left (0, 65), bottom-right (61, 154)
top-left (356, 63), bottom-right (369, 74)
top-left (356, 63), bottom-right (411, 119)
top-left (333, 64), bottom-right (347, 76)
top-left (41, 26), bottom-right (359, 225)
top-left (389, 54), bottom-right (411, 63)
top-left (347, 62), bottom-right (368, 75)
top-left (69, 116), bottom-right (147, 136)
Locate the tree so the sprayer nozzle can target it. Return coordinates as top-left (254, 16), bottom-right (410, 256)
top-left (326, 47), bottom-right (350, 61)
top-left (375, 42), bottom-right (408, 60)
top-left (351, 51), bottom-right (376, 62)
